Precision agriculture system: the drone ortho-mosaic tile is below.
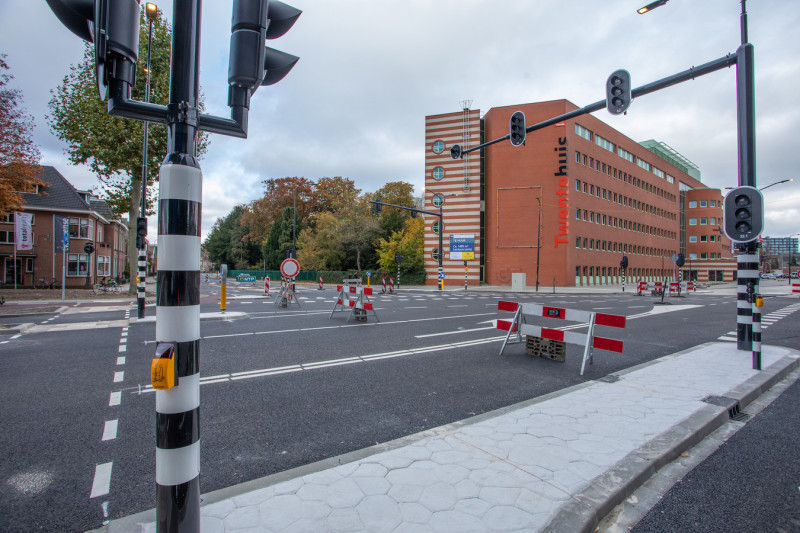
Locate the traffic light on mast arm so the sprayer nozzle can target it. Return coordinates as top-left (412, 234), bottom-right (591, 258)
top-left (606, 69), bottom-right (632, 115)
top-left (509, 111), bottom-right (526, 147)
top-left (228, 0), bottom-right (301, 102)
top-left (136, 217), bottom-right (147, 249)
top-left (46, 0), bottom-right (141, 99)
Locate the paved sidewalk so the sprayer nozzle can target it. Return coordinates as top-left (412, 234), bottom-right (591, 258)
top-left (103, 342), bottom-right (799, 533)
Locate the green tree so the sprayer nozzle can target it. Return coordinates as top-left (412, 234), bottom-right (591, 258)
top-left (47, 6), bottom-right (208, 293)
top-left (339, 197), bottom-right (381, 272)
top-left (264, 207), bottom-right (297, 269)
top-left (314, 176), bottom-right (360, 216)
top-left (375, 181), bottom-right (415, 237)
top-left (241, 177), bottom-right (315, 245)
top-left (0, 54), bottom-right (45, 217)
top-left (204, 205), bottom-right (259, 269)
top-left (378, 216), bottom-right (425, 280)
top-left (296, 212), bottom-right (345, 270)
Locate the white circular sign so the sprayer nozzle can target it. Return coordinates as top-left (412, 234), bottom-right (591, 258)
top-left (280, 258), bottom-right (300, 278)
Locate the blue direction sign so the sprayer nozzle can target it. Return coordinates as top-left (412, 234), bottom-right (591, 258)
top-left (438, 271), bottom-right (445, 280)
top-left (449, 234), bottom-right (475, 260)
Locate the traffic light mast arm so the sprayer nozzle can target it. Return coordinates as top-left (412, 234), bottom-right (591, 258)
top-left (369, 200), bottom-right (439, 218)
top-left (452, 52), bottom-right (738, 159)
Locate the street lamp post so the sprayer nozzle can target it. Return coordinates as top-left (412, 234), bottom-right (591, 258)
top-left (137, 2), bottom-right (158, 319)
top-left (535, 197), bottom-right (541, 292)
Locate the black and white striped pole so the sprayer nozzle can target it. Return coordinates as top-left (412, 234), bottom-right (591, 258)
top-left (749, 283), bottom-right (762, 370)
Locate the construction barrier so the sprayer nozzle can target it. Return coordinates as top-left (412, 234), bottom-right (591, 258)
top-left (389, 277), bottom-right (395, 294)
top-left (330, 279), bottom-right (379, 322)
top-left (496, 300), bottom-right (626, 375)
top-left (793, 283), bottom-right (800, 295)
top-left (264, 276), bottom-right (270, 296)
top-left (273, 277), bottom-right (300, 309)
top-left (381, 277), bottom-right (386, 294)
top-left (318, 276), bottom-right (324, 290)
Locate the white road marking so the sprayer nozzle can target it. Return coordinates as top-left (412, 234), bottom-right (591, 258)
top-left (90, 463), bottom-right (113, 498)
top-left (114, 371), bottom-right (124, 383)
top-left (116, 357), bottom-right (125, 365)
top-left (109, 391), bottom-right (121, 407)
top-left (415, 326), bottom-right (495, 338)
top-left (118, 345), bottom-right (126, 352)
top-left (102, 420), bottom-right (118, 441)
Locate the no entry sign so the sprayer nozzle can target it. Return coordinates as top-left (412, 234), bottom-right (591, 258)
top-left (280, 258), bottom-right (300, 278)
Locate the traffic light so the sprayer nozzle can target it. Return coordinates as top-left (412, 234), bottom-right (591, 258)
top-left (410, 209), bottom-right (417, 219)
top-left (47, 0), bottom-right (141, 99)
top-left (724, 186), bottom-right (764, 243)
top-left (606, 69), bottom-right (632, 115)
top-left (228, 0), bottom-right (301, 97)
top-left (509, 111), bottom-right (526, 147)
top-left (620, 256), bottom-right (628, 269)
top-left (676, 254), bottom-right (685, 267)
top-left (450, 144), bottom-right (463, 160)
top-left (374, 197), bottom-right (382, 215)
top-left (136, 217), bottom-right (147, 249)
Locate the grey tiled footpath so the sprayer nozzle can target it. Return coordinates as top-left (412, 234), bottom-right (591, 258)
top-left (107, 342), bottom-right (800, 533)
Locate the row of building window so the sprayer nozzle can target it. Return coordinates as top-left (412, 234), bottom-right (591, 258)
top-left (574, 124), bottom-right (676, 186)
top-left (7, 255), bottom-right (112, 277)
top-left (689, 217), bottom-right (718, 226)
top-left (574, 208), bottom-right (678, 240)
top-left (688, 200), bottom-right (717, 208)
top-left (574, 236), bottom-right (676, 257)
top-left (574, 178), bottom-right (677, 223)
top-left (574, 150), bottom-right (676, 203)
top-left (688, 235), bottom-right (722, 243)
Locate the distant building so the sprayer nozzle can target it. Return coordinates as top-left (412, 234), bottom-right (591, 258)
top-left (0, 166), bottom-right (128, 287)
top-left (762, 236), bottom-right (799, 255)
top-left (424, 100), bottom-right (736, 287)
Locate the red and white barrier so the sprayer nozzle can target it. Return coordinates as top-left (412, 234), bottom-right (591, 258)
top-left (793, 282), bottom-right (800, 295)
top-left (318, 276), bottom-right (324, 290)
top-left (330, 279), bottom-right (379, 322)
top-left (389, 277), bottom-right (395, 294)
top-left (381, 277), bottom-right (386, 293)
top-left (496, 300), bottom-right (626, 375)
top-left (264, 275), bottom-right (270, 295)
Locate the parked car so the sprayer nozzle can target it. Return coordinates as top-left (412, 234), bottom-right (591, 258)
top-left (761, 273), bottom-right (776, 280)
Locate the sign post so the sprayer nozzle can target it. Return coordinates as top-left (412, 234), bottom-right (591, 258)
top-left (449, 234), bottom-right (475, 290)
top-left (395, 252), bottom-right (403, 294)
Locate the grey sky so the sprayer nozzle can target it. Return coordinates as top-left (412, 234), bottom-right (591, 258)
top-left (1, 0), bottom-right (798, 241)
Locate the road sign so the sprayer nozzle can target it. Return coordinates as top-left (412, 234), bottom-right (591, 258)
top-left (450, 234), bottom-right (475, 260)
top-left (280, 258), bottom-right (300, 278)
top-left (671, 253), bottom-right (679, 262)
top-left (236, 274), bottom-right (256, 283)
top-left (367, 271), bottom-right (371, 278)
top-left (439, 272), bottom-right (445, 280)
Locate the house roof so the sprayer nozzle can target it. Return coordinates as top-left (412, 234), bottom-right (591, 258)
top-left (22, 166), bottom-right (117, 223)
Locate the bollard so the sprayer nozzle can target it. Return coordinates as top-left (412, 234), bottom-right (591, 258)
top-left (220, 264), bottom-right (227, 311)
top-left (381, 277), bottom-right (386, 293)
top-left (264, 275), bottom-right (270, 296)
top-left (318, 276), bottom-right (323, 290)
top-left (752, 290), bottom-right (762, 370)
top-left (389, 277), bottom-right (395, 293)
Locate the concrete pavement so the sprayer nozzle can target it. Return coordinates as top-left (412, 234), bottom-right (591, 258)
top-left (99, 341), bottom-right (800, 533)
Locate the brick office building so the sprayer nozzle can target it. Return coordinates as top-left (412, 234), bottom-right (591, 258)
top-left (0, 166), bottom-right (129, 287)
top-left (424, 100), bottom-right (735, 287)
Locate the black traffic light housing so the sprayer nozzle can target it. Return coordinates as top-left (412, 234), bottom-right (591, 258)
top-left (676, 254), bottom-right (685, 267)
top-left (228, 0), bottom-right (300, 101)
top-left (374, 197), bottom-right (383, 215)
top-left (723, 186), bottom-right (764, 243)
top-left (47, 0), bottom-right (141, 99)
top-left (410, 209), bottom-right (417, 219)
top-left (450, 144), bottom-right (463, 160)
top-left (509, 111), bottom-right (526, 147)
top-left (620, 256), bottom-right (628, 269)
top-left (606, 69), bottom-right (632, 115)
top-left (136, 217), bottom-right (148, 249)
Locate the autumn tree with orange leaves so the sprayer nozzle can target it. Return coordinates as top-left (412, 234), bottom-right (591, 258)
top-left (0, 54), bottom-right (45, 218)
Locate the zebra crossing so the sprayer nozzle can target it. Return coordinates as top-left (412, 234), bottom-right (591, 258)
top-left (717, 302), bottom-right (800, 341)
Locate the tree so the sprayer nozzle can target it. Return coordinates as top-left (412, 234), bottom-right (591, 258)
top-left (47, 7), bottom-right (208, 294)
top-left (314, 176), bottom-right (360, 216)
top-left (296, 212), bottom-right (345, 270)
top-left (377, 216), bottom-right (425, 278)
top-left (203, 205), bottom-right (259, 269)
top-left (339, 197), bottom-right (381, 272)
top-left (0, 55), bottom-right (45, 217)
top-left (375, 181), bottom-right (415, 237)
top-left (263, 207), bottom-right (297, 269)
top-left (241, 177), bottom-right (315, 244)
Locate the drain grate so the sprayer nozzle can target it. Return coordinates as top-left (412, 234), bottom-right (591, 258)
top-left (731, 411), bottom-right (751, 422)
top-left (702, 395), bottom-right (742, 419)
top-left (596, 375), bottom-right (620, 384)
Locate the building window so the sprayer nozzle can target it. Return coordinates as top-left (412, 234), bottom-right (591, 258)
top-left (700, 235), bottom-right (708, 242)
top-left (432, 194), bottom-right (444, 207)
top-left (636, 158), bottom-right (651, 171)
top-left (589, 239), bottom-right (594, 249)
top-left (575, 124), bottom-right (593, 141)
top-left (690, 253), bottom-right (698, 260)
top-left (432, 167), bottom-right (445, 180)
top-left (0, 230), bottom-right (13, 243)
top-left (575, 208), bottom-right (581, 220)
top-left (582, 210), bottom-right (587, 221)
top-left (25, 258), bottom-right (34, 272)
top-left (700, 200), bottom-right (707, 207)
top-left (689, 235), bottom-right (698, 243)
top-left (700, 253), bottom-right (708, 259)
top-left (710, 200), bottom-right (716, 207)
top-left (653, 167), bottom-right (665, 179)
top-left (595, 134), bottom-right (615, 152)
top-left (688, 201), bottom-right (697, 208)
top-left (576, 237), bottom-right (581, 248)
top-left (709, 217), bottom-right (716, 225)
top-left (689, 218), bottom-right (697, 225)
top-left (618, 147), bottom-right (634, 163)
top-left (700, 217), bottom-right (707, 225)
top-left (583, 238), bottom-right (588, 248)
top-left (432, 220), bottom-right (442, 234)
top-left (666, 174), bottom-right (675, 184)
top-left (582, 182), bottom-right (587, 193)
top-left (431, 248), bottom-right (440, 261)
top-left (432, 140), bottom-right (445, 154)
top-left (575, 179), bottom-right (581, 191)
top-left (575, 151), bottom-right (581, 163)
top-left (97, 256), bottom-right (111, 277)
top-left (67, 253), bottom-right (90, 277)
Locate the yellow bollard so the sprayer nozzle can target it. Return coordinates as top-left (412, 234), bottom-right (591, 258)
top-left (221, 284), bottom-right (226, 311)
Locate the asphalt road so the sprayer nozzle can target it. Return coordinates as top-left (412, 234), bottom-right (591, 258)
top-left (1, 284), bottom-right (798, 532)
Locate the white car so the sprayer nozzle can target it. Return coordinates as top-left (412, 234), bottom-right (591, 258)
top-left (761, 273), bottom-right (776, 280)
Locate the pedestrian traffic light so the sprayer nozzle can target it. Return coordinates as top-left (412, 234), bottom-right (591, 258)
top-left (606, 69), bottom-right (632, 115)
top-left (228, 0), bottom-right (300, 97)
top-left (620, 256), bottom-right (628, 269)
top-left (509, 111), bottom-right (526, 147)
top-left (47, 0), bottom-right (141, 99)
top-left (723, 186), bottom-right (763, 243)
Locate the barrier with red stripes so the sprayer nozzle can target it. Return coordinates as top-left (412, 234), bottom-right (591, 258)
top-left (381, 277), bottom-right (386, 293)
top-left (389, 277), bottom-right (395, 293)
top-left (264, 276), bottom-right (270, 296)
top-left (273, 276), bottom-right (301, 309)
top-left (318, 276), bottom-right (324, 290)
top-left (496, 300), bottom-right (626, 375)
top-left (330, 279), bottom-right (380, 322)
top-left (793, 282), bottom-right (800, 295)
